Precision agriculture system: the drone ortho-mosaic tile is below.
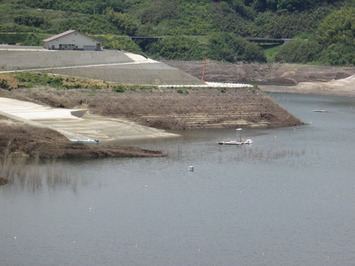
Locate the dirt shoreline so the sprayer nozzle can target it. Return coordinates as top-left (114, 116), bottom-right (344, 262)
top-left (165, 61), bottom-right (354, 84)
top-left (0, 84), bottom-right (302, 167)
top-left (0, 115), bottom-right (164, 159)
top-left (165, 61), bottom-right (355, 96)
top-left (2, 61), bottom-right (353, 167)
top-left (0, 117), bottom-right (164, 185)
top-left (2, 86), bottom-right (303, 129)
top-left (260, 84), bottom-right (355, 97)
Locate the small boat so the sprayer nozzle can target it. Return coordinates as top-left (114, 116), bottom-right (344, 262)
top-left (244, 139), bottom-right (253, 144)
top-left (219, 140), bottom-right (243, 145)
top-left (69, 138), bottom-right (99, 143)
top-left (313, 110), bottom-right (328, 113)
top-left (219, 139), bottom-right (253, 145)
top-left (219, 128), bottom-right (253, 145)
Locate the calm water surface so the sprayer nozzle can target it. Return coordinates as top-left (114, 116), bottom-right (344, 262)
top-left (1, 93), bottom-right (355, 266)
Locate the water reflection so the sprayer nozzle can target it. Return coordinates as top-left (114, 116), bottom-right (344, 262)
top-left (233, 146), bottom-right (306, 162)
top-left (0, 157), bottom-right (79, 191)
top-left (1, 93), bottom-right (355, 266)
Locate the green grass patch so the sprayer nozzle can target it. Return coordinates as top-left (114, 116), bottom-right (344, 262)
top-left (12, 72), bottom-right (62, 88)
top-left (264, 45), bottom-right (283, 62)
top-left (5, 72), bottom-right (159, 92)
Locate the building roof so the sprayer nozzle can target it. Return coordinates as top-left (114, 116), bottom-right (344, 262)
top-left (43, 30), bottom-right (102, 43)
top-left (43, 30), bottom-right (77, 42)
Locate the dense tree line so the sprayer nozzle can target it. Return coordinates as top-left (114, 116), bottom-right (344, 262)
top-left (18, 0), bottom-right (127, 14)
top-left (0, 0), bottom-right (353, 65)
top-left (276, 6), bottom-right (354, 65)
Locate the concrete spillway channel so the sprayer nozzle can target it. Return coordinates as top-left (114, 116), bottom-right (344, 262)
top-left (0, 97), bottom-right (178, 142)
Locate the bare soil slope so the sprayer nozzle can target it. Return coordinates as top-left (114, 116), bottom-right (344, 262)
top-left (165, 61), bottom-right (355, 85)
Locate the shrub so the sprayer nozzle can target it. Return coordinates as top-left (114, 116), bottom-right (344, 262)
top-left (316, 7), bottom-right (355, 47)
top-left (106, 8), bottom-right (139, 35)
top-left (112, 85), bottom-right (126, 93)
top-left (177, 89), bottom-right (189, 95)
top-left (0, 79), bottom-right (10, 89)
top-left (14, 15), bottom-right (49, 29)
top-left (318, 44), bottom-right (354, 66)
top-left (207, 33), bottom-right (266, 63)
top-left (95, 35), bottom-right (143, 54)
top-left (147, 36), bottom-right (206, 60)
top-left (275, 39), bottom-right (322, 63)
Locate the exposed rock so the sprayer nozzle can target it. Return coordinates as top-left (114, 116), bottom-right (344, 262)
top-left (0, 177), bottom-right (8, 186)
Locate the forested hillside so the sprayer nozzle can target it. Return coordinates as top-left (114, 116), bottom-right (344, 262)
top-left (0, 0), bottom-right (354, 65)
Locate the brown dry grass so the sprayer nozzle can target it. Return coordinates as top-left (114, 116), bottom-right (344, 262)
top-left (0, 74), bottom-right (20, 89)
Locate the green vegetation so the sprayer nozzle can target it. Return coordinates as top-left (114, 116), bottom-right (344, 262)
top-left (275, 39), bottom-right (322, 63)
top-left (0, 72), bottom-right (157, 91)
top-left (207, 33), bottom-right (266, 62)
top-left (177, 89), bottom-right (189, 95)
top-left (0, 0), bottom-right (353, 65)
top-left (146, 36), bottom-right (206, 60)
top-left (14, 72), bottom-right (63, 88)
top-left (95, 35), bottom-right (142, 54)
top-left (263, 45), bottom-right (282, 62)
top-left (112, 85), bottom-right (126, 93)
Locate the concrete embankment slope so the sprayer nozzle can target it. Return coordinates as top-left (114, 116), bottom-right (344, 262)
top-left (0, 49), bottom-right (204, 85)
top-left (0, 97), bottom-right (178, 141)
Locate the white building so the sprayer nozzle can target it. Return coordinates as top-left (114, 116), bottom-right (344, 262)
top-left (43, 30), bottom-right (102, 51)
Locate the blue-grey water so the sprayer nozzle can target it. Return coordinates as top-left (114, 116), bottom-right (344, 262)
top-left (1, 93), bottom-right (355, 266)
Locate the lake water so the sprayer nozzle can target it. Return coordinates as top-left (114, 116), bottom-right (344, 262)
top-left (1, 93), bottom-right (355, 266)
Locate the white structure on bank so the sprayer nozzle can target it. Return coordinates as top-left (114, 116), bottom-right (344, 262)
top-left (43, 30), bottom-right (102, 51)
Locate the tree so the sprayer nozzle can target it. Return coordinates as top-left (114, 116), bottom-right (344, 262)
top-left (316, 7), bottom-right (355, 47)
top-left (14, 15), bottom-right (49, 29)
top-left (146, 36), bottom-right (206, 60)
top-left (277, 0), bottom-right (311, 12)
top-left (319, 43), bottom-right (354, 65)
top-left (315, 6), bottom-right (354, 65)
top-left (106, 8), bottom-right (139, 35)
top-left (207, 33), bottom-right (266, 62)
top-left (275, 39), bottom-right (322, 63)
top-left (96, 35), bottom-right (143, 54)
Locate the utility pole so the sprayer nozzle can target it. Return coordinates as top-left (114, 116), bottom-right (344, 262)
top-left (201, 57), bottom-right (207, 81)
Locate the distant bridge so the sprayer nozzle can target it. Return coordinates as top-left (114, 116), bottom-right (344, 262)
top-left (246, 37), bottom-right (292, 44)
top-left (129, 36), bottom-right (165, 41)
top-left (129, 36), bottom-right (291, 45)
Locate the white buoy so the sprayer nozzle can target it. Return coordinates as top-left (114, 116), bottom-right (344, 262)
top-left (188, 166), bottom-right (194, 172)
